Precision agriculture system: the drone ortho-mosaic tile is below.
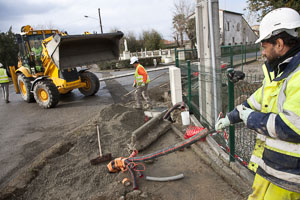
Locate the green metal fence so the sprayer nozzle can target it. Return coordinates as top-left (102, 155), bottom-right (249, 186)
top-left (221, 44), bottom-right (260, 68)
top-left (176, 44), bottom-right (263, 165)
top-left (176, 43), bottom-right (260, 71)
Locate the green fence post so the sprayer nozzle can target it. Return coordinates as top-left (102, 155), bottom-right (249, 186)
top-left (176, 58), bottom-right (179, 68)
top-left (244, 45), bottom-right (247, 63)
top-left (187, 60), bottom-right (192, 110)
top-left (256, 44), bottom-right (258, 60)
top-left (227, 67), bottom-right (235, 162)
top-left (230, 46), bottom-right (233, 68)
top-left (241, 45), bottom-right (244, 72)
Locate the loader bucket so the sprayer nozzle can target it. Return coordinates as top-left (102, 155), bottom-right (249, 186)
top-left (46, 32), bottom-right (124, 70)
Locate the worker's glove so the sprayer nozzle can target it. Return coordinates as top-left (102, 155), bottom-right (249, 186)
top-left (215, 115), bottom-right (230, 131)
top-left (140, 82), bottom-right (145, 87)
top-left (236, 105), bottom-right (254, 125)
top-left (132, 82), bottom-right (137, 88)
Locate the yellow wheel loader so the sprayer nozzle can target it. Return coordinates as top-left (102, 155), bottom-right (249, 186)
top-left (10, 25), bottom-right (123, 108)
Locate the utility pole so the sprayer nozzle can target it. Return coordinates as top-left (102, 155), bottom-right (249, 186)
top-left (98, 8), bottom-right (103, 34)
top-left (195, 0), bottom-right (221, 125)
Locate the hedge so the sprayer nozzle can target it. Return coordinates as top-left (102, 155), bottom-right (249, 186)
top-left (97, 56), bottom-right (162, 70)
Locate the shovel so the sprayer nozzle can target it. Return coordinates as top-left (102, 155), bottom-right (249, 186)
top-left (90, 125), bottom-right (112, 165)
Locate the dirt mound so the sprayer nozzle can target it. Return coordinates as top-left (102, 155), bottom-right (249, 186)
top-left (22, 104), bottom-right (149, 200)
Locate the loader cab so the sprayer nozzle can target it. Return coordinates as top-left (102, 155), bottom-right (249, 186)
top-left (16, 29), bottom-right (59, 74)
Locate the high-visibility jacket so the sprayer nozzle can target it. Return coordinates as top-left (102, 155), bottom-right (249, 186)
top-left (0, 68), bottom-right (9, 83)
top-left (240, 52), bottom-right (300, 192)
top-left (134, 64), bottom-right (150, 86)
top-left (31, 46), bottom-right (42, 58)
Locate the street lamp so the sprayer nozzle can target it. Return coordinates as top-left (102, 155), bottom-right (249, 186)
top-left (84, 8), bottom-right (103, 34)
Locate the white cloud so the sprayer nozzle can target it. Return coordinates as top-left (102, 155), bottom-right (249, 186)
top-left (0, 0), bottom-right (248, 40)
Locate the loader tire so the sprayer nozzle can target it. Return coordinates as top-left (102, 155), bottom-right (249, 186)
top-left (18, 74), bottom-right (34, 103)
top-left (33, 81), bottom-right (60, 108)
top-left (79, 71), bottom-right (100, 96)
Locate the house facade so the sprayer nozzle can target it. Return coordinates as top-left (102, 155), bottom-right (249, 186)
top-left (219, 10), bottom-right (258, 45)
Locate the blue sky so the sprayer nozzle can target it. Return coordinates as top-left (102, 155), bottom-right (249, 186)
top-left (0, 0), bottom-right (253, 40)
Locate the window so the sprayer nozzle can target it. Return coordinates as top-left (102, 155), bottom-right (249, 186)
top-left (227, 22), bottom-right (230, 31)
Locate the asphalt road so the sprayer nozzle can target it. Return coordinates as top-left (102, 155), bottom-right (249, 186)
top-left (0, 67), bottom-right (169, 188)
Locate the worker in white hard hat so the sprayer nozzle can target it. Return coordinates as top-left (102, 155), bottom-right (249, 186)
top-left (0, 63), bottom-right (10, 103)
top-left (215, 7), bottom-right (300, 199)
top-left (130, 56), bottom-right (152, 109)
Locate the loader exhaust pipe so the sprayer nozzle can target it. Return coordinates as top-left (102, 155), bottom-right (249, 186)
top-left (46, 31), bottom-right (124, 70)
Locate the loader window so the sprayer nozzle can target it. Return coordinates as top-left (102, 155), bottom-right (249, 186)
top-left (17, 33), bottom-right (56, 73)
top-left (27, 35), bottom-right (44, 72)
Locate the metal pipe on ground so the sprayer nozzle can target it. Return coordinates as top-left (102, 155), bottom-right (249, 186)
top-left (145, 174), bottom-right (184, 182)
top-left (129, 109), bottom-right (170, 151)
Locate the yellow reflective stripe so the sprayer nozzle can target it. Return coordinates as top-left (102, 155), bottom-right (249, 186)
top-left (248, 94), bottom-right (262, 111)
top-left (257, 133), bottom-right (300, 157)
top-left (266, 113), bottom-right (277, 138)
top-left (279, 112), bottom-right (300, 136)
top-left (277, 64), bottom-right (300, 113)
top-left (265, 138), bottom-right (300, 157)
top-left (257, 134), bottom-right (266, 141)
top-left (282, 110), bottom-right (300, 130)
top-left (266, 146), bottom-right (300, 158)
top-left (277, 80), bottom-right (287, 113)
top-left (136, 75), bottom-right (143, 83)
top-left (251, 155), bottom-right (300, 184)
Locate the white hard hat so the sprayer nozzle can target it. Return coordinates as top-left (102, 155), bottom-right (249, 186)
top-left (130, 56), bottom-right (139, 64)
top-left (0, 63), bottom-right (3, 68)
top-left (256, 7), bottom-right (300, 43)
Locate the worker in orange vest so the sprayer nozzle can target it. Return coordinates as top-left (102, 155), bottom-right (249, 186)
top-left (130, 56), bottom-right (152, 109)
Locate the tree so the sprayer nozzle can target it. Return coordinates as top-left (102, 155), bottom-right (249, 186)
top-left (0, 27), bottom-right (18, 71)
top-left (173, 14), bottom-right (186, 46)
top-left (172, 0), bottom-right (195, 47)
top-left (245, 0), bottom-right (300, 21)
top-left (125, 32), bottom-right (143, 52)
top-left (140, 29), bottom-right (164, 51)
top-left (185, 17), bottom-right (196, 49)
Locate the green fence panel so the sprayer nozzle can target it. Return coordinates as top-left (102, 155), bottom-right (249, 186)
top-left (177, 45), bottom-right (263, 165)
